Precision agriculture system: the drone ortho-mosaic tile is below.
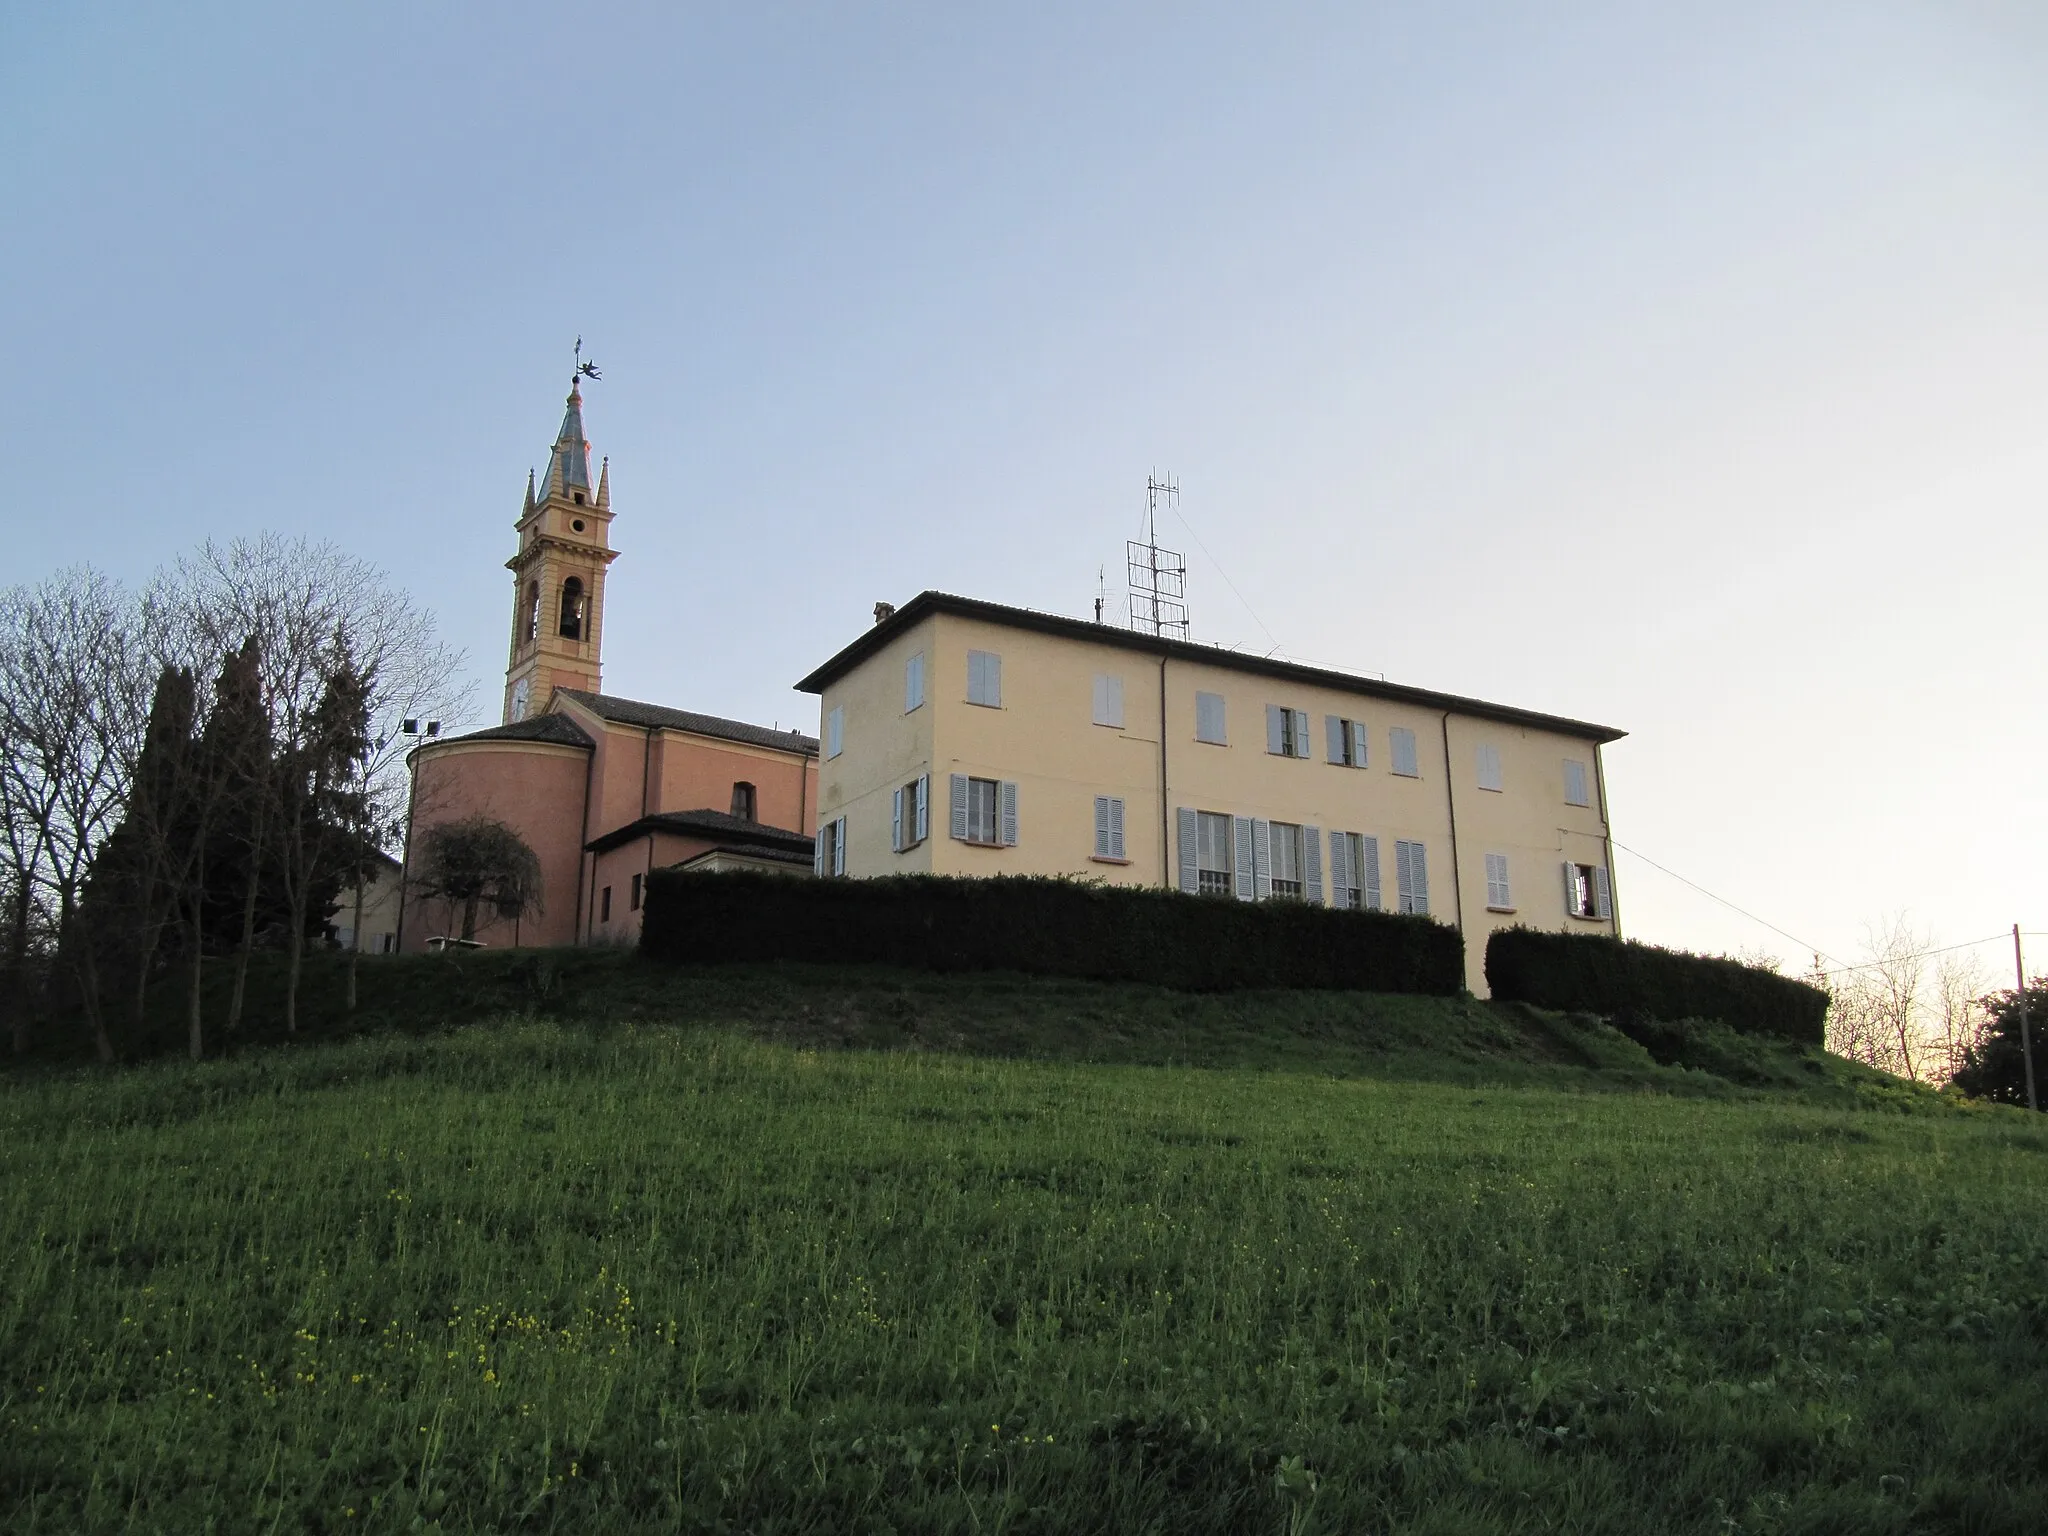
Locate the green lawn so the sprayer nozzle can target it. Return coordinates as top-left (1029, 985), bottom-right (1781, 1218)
top-left (4, 964), bottom-right (2045, 1532)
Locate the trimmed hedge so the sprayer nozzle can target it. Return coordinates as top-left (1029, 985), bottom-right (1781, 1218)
top-left (641, 870), bottom-right (1465, 996)
top-left (1484, 927), bottom-right (1827, 1047)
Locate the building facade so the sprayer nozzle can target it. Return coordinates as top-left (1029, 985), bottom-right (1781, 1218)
top-left (796, 592), bottom-right (1625, 995)
top-left (395, 378), bottom-right (818, 952)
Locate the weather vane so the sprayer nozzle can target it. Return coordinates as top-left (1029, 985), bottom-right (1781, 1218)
top-left (573, 336), bottom-right (601, 384)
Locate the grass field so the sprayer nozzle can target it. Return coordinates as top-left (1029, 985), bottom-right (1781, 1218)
top-left (5, 958), bottom-right (2046, 1532)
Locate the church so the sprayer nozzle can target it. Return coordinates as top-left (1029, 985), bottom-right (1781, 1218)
top-left (395, 379), bottom-right (818, 951)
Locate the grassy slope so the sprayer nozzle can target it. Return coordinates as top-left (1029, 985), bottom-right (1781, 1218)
top-left (5, 955), bottom-right (2042, 1533)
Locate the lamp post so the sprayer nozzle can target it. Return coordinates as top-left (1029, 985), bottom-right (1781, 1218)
top-left (391, 718), bottom-right (438, 953)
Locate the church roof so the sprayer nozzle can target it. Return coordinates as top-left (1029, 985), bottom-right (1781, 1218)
top-left (544, 383), bottom-right (592, 493)
top-left (557, 690), bottom-right (820, 755)
top-left (433, 713), bottom-right (596, 750)
top-left (584, 808), bottom-right (817, 856)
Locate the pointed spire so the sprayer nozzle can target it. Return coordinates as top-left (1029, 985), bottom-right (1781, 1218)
top-left (594, 457), bottom-right (610, 511)
top-left (522, 467), bottom-right (536, 517)
top-left (543, 381), bottom-right (592, 495)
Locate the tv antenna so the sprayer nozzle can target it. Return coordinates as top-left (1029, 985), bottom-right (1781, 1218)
top-left (1127, 473), bottom-right (1190, 639)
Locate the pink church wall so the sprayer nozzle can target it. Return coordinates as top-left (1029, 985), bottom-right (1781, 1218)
top-left (400, 741), bottom-right (588, 951)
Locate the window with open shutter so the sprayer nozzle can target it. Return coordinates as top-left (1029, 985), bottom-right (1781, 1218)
top-left (1292, 710), bottom-right (1311, 759)
top-left (1233, 817), bottom-right (1256, 901)
top-left (1303, 824), bottom-right (1323, 903)
top-left (1252, 819), bottom-right (1272, 900)
top-left (1350, 720), bottom-right (1368, 768)
top-left (832, 817), bottom-right (847, 877)
top-left (1329, 829), bottom-right (1353, 908)
top-left (1593, 865), bottom-right (1612, 920)
top-left (1360, 834), bottom-right (1383, 910)
top-left (1326, 714), bottom-right (1345, 764)
top-left (950, 774), bottom-right (970, 840)
top-left (1177, 807), bottom-right (1200, 892)
top-left (914, 775), bottom-right (929, 842)
top-left (891, 788), bottom-right (905, 852)
top-left (1266, 704), bottom-right (1286, 755)
top-left (999, 781), bottom-right (1019, 846)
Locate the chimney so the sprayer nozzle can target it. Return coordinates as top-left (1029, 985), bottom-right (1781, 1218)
top-left (873, 601), bottom-right (896, 626)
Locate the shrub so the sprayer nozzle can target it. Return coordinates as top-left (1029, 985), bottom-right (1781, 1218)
top-left (641, 871), bottom-right (1465, 996)
top-left (1484, 928), bottom-right (1827, 1046)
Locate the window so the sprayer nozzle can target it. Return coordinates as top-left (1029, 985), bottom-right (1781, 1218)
top-left (825, 705), bottom-right (844, 759)
top-left (967, 649), bottom-right (1003, 708)
top-left (1326, 716), bottom-right (1368, 768)
top-left (1476, 744), bottom-right (1503, 792)
top-left (1195, 810), bottom-right (1233, 896)
top-left (1330, 831), bottom-right (1382, 911)
top-left (1269, 822), bottom-right (1303, 898)
top-left (730, 781), bottom-right (757, 821)
top-left (1485, 852), bottom-right (1512, 911)
top-left (1266, 705), bottom-right (1312, 759)
top-left (816, 816), bottom-right (847, 877)
top-left (1390, 727), bottom-right (1420, 778)
top-left (1564, 759), bottom-right (1590, 808)
top-left (379, 933), bottom-right (396, 954)
top-left (558, 577), bottom-right (585, 640)
top-left (523, 581), bottom-right (540, 643)
top-left (949, 774), bottom-right (1017, 846)
top-left (905, 651), bottom-right (925, 713)
top-left (600, 885), bottom-right (613, 922)
top-left (1394, 839), bottom-right (1429, 915)
top-left (630, 871), bottom-right (644, 911)
top-left (1093, 795), bottom-right (1126, 859)
top-left (1564, 862), bottom-right (1612, 920)
top-left (1092, 673), bottom-right (1124, 728)
top-left (891, 775), bottom-right (930, 851)
top-left (1195, 691), bottom-right (1228, 744)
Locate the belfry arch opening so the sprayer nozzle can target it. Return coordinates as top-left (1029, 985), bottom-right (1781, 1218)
top-left (523, 581), bottom-right (540, 643)
top-left (559, 577), bottom-right (586, 641)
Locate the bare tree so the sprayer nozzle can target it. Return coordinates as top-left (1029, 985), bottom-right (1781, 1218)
top-left (412, 816), bottom-right (543, 942)
top-left (152, 536), bottom-right (468, 1033)
top-left (1930, 951), bottom-right (1990, 1086)
top-left (0, 569), bottom-right (153, 1060)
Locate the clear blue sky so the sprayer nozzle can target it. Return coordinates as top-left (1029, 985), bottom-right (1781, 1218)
top-left (6, 2), bottom-right (2046, 975)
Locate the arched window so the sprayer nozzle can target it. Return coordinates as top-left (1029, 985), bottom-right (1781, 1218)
top-left (523, 581), bottom-right (540, 643)
top-left (730, 781), bottom-right (757, 821)
top-left (559, 577), bottom-right (585, 640)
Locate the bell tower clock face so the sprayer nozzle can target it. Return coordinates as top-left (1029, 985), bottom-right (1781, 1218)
top-left (511, 675), bottom-right (531, 722)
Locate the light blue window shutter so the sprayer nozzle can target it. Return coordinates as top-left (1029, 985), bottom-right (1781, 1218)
top-left (813, 824), bottom-right (825, 877)
top-left (891, 787), bottom-right (904, 853)
top-left (1252, 819), bottom-right (1272, 900)
top-left (1329, 829), bottom-right (1352, 905)
top-left (1109, 796), bottom-right (1125, 858)
top-left (1094, 796), bottom-right (1111, 857)
top-left (1412, 843), bottom-right (1428, 912)
top-left (1395, 840), bottom-right (1412, 909)
top-left (1266, 704), bottom-right (1285, 755)
top-left (1360, 835), bottom-right (1382, 909)
top-left (1177, 807), bottom-right (1200, 893)
top-left (1564, 861), bottom-right (1583, 916)
top-left (999, 781), bottom-right (1019, 846)
top-left (1326, 714), bottom-right (1344, 764)
top-left (1292, 710), bottom-right (1311, 759)
top-left (1233, 817), bottom-right (1255, 901)
top-left (832, 818), bottom-right (847, 877)
top-left (915, 775), bottom-right (929, 841)
top-left (1303, 825), bottom-right (1323, 903)
top-left (1565, 760), bottom-right (1588, 807)
top-left (989, 653), bottom-right (1003, 708)
top-left (1593, 865), bottom-right (1612, 920)
top-left (950, 774), bottom-right (970, 840)
top-left (1350, 720), bottom-right (1368, 768)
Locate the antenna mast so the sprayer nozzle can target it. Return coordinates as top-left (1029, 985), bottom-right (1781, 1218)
top-left (1127, 473), bottom-right (1190, 640)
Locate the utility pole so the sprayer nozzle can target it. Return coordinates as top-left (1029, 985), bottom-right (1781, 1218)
top-left (2015, 925), bottom-right (2038, 1113)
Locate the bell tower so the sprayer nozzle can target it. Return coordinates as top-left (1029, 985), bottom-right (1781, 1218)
top-left (503, 370), bottom-right (619, 723)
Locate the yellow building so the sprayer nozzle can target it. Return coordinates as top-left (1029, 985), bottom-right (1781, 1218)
top-left (795, 592), bottom-right (1625, 994)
